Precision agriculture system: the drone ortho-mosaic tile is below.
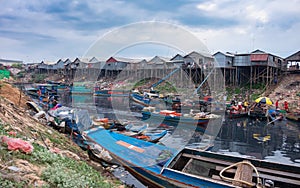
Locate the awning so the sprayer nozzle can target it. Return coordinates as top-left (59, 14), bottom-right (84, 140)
top-left (251, 54), bottom-right (268, 61)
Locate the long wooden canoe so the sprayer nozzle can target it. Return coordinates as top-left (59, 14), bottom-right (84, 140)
top-left (84, 127), bottom-right (300, 187)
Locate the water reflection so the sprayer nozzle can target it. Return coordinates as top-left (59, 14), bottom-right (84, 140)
top-left (211, 118), bottom-right (300, 166)
top-left (60, 94), bottom-right (300, 166)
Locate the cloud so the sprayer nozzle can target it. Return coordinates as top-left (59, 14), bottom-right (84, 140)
top-left (197, 2), bottom-right (217, 11)
top-left (0, 0), bottom-right (299, 61)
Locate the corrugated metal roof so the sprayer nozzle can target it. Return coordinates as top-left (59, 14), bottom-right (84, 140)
top-left (148, 56), bottom-right (170, 64)
top-left (0, 58), bottom-right (23, 64)
top-left (250, 54), bottom-right (268, 61)
top-left (106, 57), bottom-right (144, 63)
top-left (43, 61), bottom-right (57, 65)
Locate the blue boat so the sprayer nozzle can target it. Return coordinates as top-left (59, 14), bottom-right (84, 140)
top-left (102, 122), bottom-right (167, 143)
top-left (84, 127), bottom-right (300, 187)
top-left (71, 86), bottom-right (93, 95)
top-left (141, 109), bottom-right (219, 129)
top-left (130, 92), bottom-right (160, 107)
top-left (24, 87), bottom-right (40, 98)
top-left (46, 80), bottom-right (69, 91)
top-left (93, 87), bottom-right (129, 97)
top-left (36, 83), bottom-right (58, 96)
top-left (268, 109), bottom-right (284, 123)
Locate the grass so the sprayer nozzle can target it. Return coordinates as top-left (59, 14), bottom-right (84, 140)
top-left (0, 177), bottom-right (25, 188)
top-left (225, 84), bottom-right (266, 102)
top-left (155, 82), bottom-right (177, 94)
top-left (133, 78), bottom-right (151, 88)
top-left (32, 145), bottom-right (114, 188)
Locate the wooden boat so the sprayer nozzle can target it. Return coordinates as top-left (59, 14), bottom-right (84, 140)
top-left (142, 108), bottom-right (220, 127)
top-left (226, 110), bottom-right (248, 119)
top-left (130, 92), bottom-right (151, 106)
top-left (132, 130), bottom-right (167, 143)
top-left (171, 99), bottom-right (210, 113)
top-left (93, 87), bottom-right (129, 97)
top-left (92, 118), bottom-right (146, 131)
top-left (111, 124), bottom-right (148, 137)
top-left (92, 118), bottom-right (166, 143)
top-left (24, 87), bottom-right (40, 98)
top-left (130, 91), bottom-right (160, 107)
top-left (248, 107), bottom-right (268, 121)
top-left (26, 101), bottom-right (42, 113)
top-left (36, 83), bottom-right (58, 96)
top-left (84, 127), bottom-right (300, 188)
top-left (46, 80), bottom-right (69, 91)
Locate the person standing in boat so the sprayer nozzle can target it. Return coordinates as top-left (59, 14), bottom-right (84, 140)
top-left (284, 101), bottom-right (289, 112)
top-left (243, 100), bottom-right (249, 112)
top-left (238, 101), bottom-right (243, 111)
top-left (275, 100), bottom-right (279, 110)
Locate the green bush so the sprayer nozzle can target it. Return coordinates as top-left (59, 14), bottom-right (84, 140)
top-left (16, 71), bottom-right (25, 78)
top-left (31, 147), bottom-right (112, 187)
top-left (31, 74), bottom-right (47, 83)
top-left (133, 78), bottom-right (151, 88)
top-left (155, 82), bottom-right (177, 93)
top-left (11, 64), bottom-right (23, 69)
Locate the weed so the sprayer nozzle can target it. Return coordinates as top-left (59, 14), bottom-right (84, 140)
top-left (0, 177), bottom-right (25, 188)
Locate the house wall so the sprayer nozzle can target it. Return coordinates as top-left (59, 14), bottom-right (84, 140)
top-left (233, 55), bottom-right (251, 66)
top-left (214, 53), bottom-right (233, 68)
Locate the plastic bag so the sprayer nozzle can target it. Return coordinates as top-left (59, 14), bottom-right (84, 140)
top-left (1, 136), bottom-right (34, 154)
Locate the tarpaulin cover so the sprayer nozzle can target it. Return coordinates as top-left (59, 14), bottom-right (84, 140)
top-left (1, 136), bottom-right (33, 153)
top-left (0, 69), bottom-right (10, 79)
top-left (72, 109), bottom-right (93, 133)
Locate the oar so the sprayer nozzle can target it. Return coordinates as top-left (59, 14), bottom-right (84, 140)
top-left (267, 117), bottom-right (281, 125)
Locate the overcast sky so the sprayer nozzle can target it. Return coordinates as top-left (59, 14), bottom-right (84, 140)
top-left (1, 0), bottom-right (299, 62)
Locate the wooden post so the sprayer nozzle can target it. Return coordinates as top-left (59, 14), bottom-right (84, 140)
top-left (19, 88), bottom-right (22, 106)
top-left (267, 65), bottom-right (269, 89)
top-left (235, 67), bottom-right (238, 86)
top-left (223, 68), bottom-right (226, 86)
top-left (250, 65), bottom-right (252, 92)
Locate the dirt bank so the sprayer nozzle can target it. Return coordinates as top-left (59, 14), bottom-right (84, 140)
top-left (0, 81), bottom-right (30, 108)
top-left (267, 74), bottom-right (300, 111)
top-left (0, 81), bottom-right (123, 187)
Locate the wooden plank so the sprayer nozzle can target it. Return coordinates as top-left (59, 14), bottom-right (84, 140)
top-left (257, 172), bottom-right (300, 185)
top-left (116, 141), bottom-right (145, 153)
top-left (255, 166), bottom-right (300, 179)
top-left (182, 153), bottom-right (232, 166)
top-left (212, 175), bottom-right (222, 180)
top-left (182, 158), bottom-right (193, 173)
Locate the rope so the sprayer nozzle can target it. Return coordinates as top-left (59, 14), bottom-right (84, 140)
top-left (219, 160), bottom-right (262, 188)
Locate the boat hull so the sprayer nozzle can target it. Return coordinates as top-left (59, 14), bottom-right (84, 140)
top-left (286, 112), bottom-right (300, 122)
top-left (142, 111), bottom-right (210, 126)
top-left (226, 111), bottom-right (248, 119)
top-left (84, 127), bottom-right (233, 188)
top-left (94, 90), bottom-right (129, 97)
